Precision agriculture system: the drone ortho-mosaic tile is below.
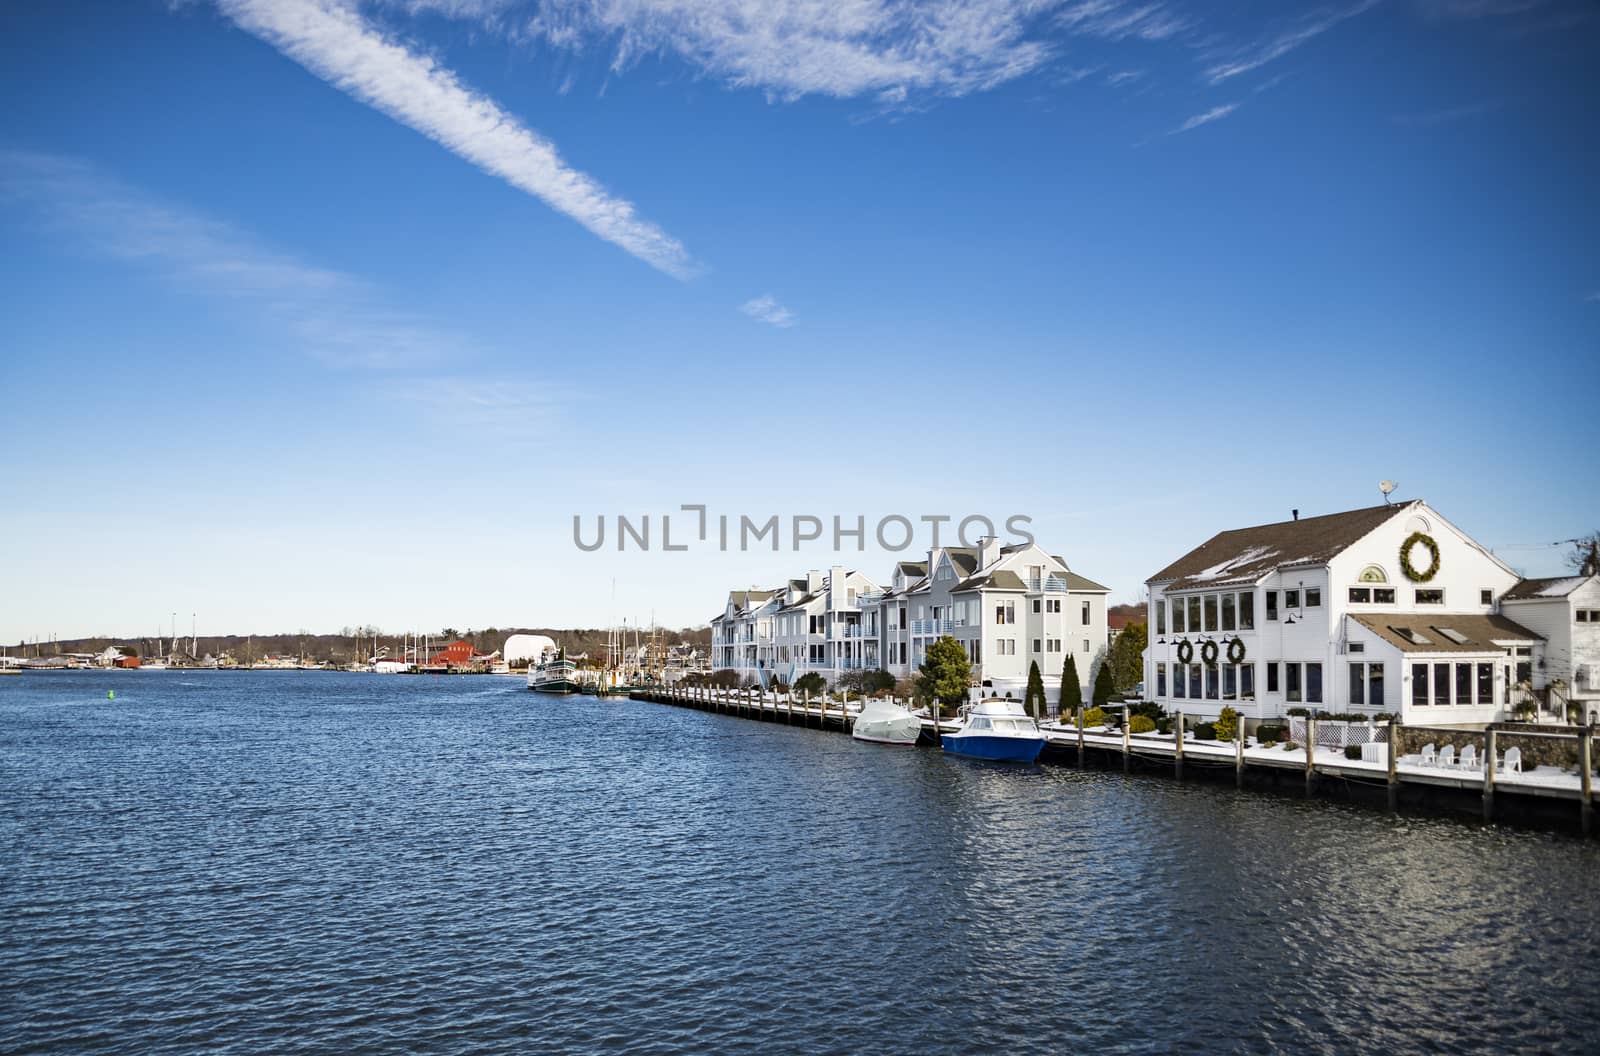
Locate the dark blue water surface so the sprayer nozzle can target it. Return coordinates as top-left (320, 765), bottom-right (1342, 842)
top-left (4, 671), bottom-right (1598, 1055)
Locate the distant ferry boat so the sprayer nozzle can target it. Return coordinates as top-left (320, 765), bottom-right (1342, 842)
top-left (527, 649), bottom-right (579, 694)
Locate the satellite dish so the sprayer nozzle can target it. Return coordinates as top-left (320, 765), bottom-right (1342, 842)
top-left (1380, 480), bottom-right (1398, 503)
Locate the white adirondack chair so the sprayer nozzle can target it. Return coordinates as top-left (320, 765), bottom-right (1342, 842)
top-left (1459, 743), bottom-right (1479, 772)
top-left (1420, 742), bottom-right (1437, 767)
top-left (1438, 744), bottom-right (1456, 769)
top-left (1503, 746), bottom-right (1522, 774)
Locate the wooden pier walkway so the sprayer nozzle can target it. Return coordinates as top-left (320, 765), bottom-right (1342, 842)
top-left (629, 685), bottom-right (1596, 835)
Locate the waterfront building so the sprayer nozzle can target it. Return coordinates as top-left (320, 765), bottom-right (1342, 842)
top-left (710, 567), bottom-right (882, 686)
top-left (1499, 574), bottom-right (1600, 725)
top-left (710, 539), bottom-right (1110, 703)
top-left (1142, 500), bottom-right (1583, 726)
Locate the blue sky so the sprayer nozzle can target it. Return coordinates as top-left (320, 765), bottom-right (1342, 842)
top-left (2, 0), bottom-right (1596, 644)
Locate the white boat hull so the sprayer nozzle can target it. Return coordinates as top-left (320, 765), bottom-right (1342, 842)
top-left (850, 701), bottom-right (922, 746)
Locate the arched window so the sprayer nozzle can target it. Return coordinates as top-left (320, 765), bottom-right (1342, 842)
top-left (1359, 565), bottom-right (1388, 583)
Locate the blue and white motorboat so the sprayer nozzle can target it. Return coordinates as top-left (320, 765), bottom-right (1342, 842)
top-left (941, 698), bottom-right (1046, 763)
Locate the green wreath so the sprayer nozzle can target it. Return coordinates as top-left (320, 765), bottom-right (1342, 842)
top-left (1227, 637), bottom-right (1246, 664)
top-left (1176, 639), bottom-right (1194, 665)
top-left (1400, 531), bottom-right (1441, 583)
top-left (1200, 639), bottom-right (1220, 666)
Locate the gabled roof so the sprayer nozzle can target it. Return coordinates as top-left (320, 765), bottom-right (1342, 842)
top-left (1063, 572), bottom-right (1111, 593)
top-left (896, 561), bottom-right (927, 577)
top-left (779, 591), bottom-right (821, 612)
top-left (1502, 575), bottom-right (1595, 601)
top-left (952, 569), bottom-right (1028, 593)
top-left (1148, 503), bottom-right (1410, 591)
top-left (947, 549), bottom-right (979, 577)
top-left (1351, 612), bottom-right (1542, 653)
top-left (727, 588), bottom-right (778, 613)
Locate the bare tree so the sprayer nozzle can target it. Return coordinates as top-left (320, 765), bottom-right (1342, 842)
top-left (1565, 532), bottom-right (1600, 577)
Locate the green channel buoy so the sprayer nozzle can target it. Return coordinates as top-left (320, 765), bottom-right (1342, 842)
top-left (108, 690), bottom-right (114, 700)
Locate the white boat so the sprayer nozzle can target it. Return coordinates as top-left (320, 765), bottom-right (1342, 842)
top-left (851, 698), bottom-right (923, 746)
top-left (941, 698), bottom-right (1047, 763)
top-left (371, 659), bottom-right (410, 674)
top-left (141, 659), bottom-right (169, 671)
top-left (527, 647), bottom-right (579, 694)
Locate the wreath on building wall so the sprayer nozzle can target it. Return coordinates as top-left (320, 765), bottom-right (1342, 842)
top-left (1200, 639), bottom-right (1220, 666)
top-left (1400, 532), bottom-right (1441, 583)
top-left (1227, 637), bottom-right (1246, 664)
top-left (1176, 639), bottom-right (1194, 664)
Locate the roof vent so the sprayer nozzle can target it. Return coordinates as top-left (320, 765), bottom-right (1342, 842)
top-left (1292, 509), bottom-right (1299, 521)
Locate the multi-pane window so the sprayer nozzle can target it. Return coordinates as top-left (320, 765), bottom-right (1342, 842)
top-left (1267, 662), bottom-right (1279, 693)
top-left (1157, 601), bottom-right (1167, 635)
top-left (1173, 598), bottom-right (1187, 633)
top-left (1307, 663), bottom-right (1323, 704)
top-left (1285, 589), bottom-right (1300, 610)
top-left (1350, 662), bottom-right (1386, 708)
top-left (1306, 589), bottom-right (1322, 608)
top-left (1047, 600), bottom-right (1062, 613)
top-left (1033, 600), bottom-right (1042, 614)
top-left (1455, 663), bottom-right (1472, 706)
top-left (1033, 639), bottom-right (1041, 653)
top-left (1417, 589), bottom-right (1444, 605)
top-left (1223, 664), bottom-right (1237, 700)
top-left (1266, 591), bottom-right (1279, 621)
top-left (1477, 663), bottom-right (1492, 705)
top-left (1221, 594), bottom-right (1236, 632)
top-left (1374, 588), bottom-right (1395, 603)
top-left (1480, 589), bottom-right (1493, 605)
top-left (1048, 639), bottom-right (1061, 653)
top-left (1187, 596), bottom-right (1202, 633)
top-left (1239, 593), bottom-right (1254, 630)
top-left (1240, 664), bottom-right (1255, 700)
top-left (1082, 601), bottom-right (1092, 625)
top-left (995, 602), bottom-right (1016, 625)
top-left (1189, 664), bottom-right (1202, 698)
top-left (1204, 594), bottom-right (1219, 632)
top-left (1205, 665), bottom-right (1219, 700)
top-left (1350, 587), bottom-right (1371, 603)
top-left (1433, 663), bottom-right (1451, 707)
top-left (1286, 663), bottom-right (1302, 703)
top-left (1172, 663), bottom-right (1185, 698)
top-left (1157, 662), bottom-right (1168, 697)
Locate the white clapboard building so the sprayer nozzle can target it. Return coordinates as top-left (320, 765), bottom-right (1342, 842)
top-left (1141, 500), bottom-right (1586, 726)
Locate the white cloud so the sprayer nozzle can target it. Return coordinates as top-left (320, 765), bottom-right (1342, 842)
top-left (400, 0), bottom-right (1068, 101)
top-left (0, 149), bottom-right (459, 368)
top-left (1586, 290), bottom-right (1600, 303)
top-left (1204, 0), bottom-right (1378, 84)
top-left (1057, 0), bottom-right (1191, 41)
top-left (739, 294), bottom-right (795, 328)
top-left (1172, 101), bottom-right (1238, 133)
top-left (218, 0), bottom-right (695, 278)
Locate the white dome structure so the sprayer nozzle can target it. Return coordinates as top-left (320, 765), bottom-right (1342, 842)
top-left (503, 633), bottom-right (558, 665)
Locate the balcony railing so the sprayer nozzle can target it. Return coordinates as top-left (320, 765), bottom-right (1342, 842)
top-left (911, 619), bottom-right (954, 635)
top-left (1029, 576), bottom-right (1070, 593)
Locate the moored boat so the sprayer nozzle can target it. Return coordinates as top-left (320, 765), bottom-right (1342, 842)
top-left (850, 697), bottom-right (923, 745)
top-left (527, 647), bottom-right (579, 694)
top-left (941, 698), bottom-right (1046, 763)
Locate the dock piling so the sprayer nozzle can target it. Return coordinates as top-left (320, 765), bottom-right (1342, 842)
top-left (1483, 728), bottom-right (1497, 822)
top-left (1305, 717), bottom-right (1317, 797)
top-left (1235, 723), bottom-right (1245, 789)
top-left (1387, 720), bottom-right (1399, 813)
top-left (1122, 705), bottom-right (1131, 773)
top-left (1174, 711), bottom-right (1184, 781)
top-left (1581, 724), bottom-right (1593, 837)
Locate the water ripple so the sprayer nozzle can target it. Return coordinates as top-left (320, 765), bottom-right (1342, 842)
top-left (3, 671), bottom-right (1598, 1055)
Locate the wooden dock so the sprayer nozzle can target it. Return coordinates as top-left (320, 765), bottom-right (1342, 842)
top-left (631, 684), bottom-right (1597, 835)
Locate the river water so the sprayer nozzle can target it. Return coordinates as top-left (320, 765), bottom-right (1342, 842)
top-left (3, 671), bottom-right (1597, 1055)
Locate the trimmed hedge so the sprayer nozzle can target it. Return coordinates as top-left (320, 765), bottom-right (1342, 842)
top-left (1129, 715), bottom-right (1156, 734)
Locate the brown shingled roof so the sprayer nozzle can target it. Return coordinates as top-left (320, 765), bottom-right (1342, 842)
top-left (1502, 576), bottom-right (1594, 601)
top-left (1351, 612), bottom-right (1542, 653)
top-left (1064, 572), bottom-right (1111, 593)
top-left (952, 569), bottom-right (1028, 593)
top-left (1148, 503), bottom-right (1410, 590)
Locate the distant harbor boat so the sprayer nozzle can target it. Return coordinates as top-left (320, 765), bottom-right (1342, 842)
top-left (941, 698), bottom-right (1046, 763)
top-left (528, 648), bottom-right (579, 694)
